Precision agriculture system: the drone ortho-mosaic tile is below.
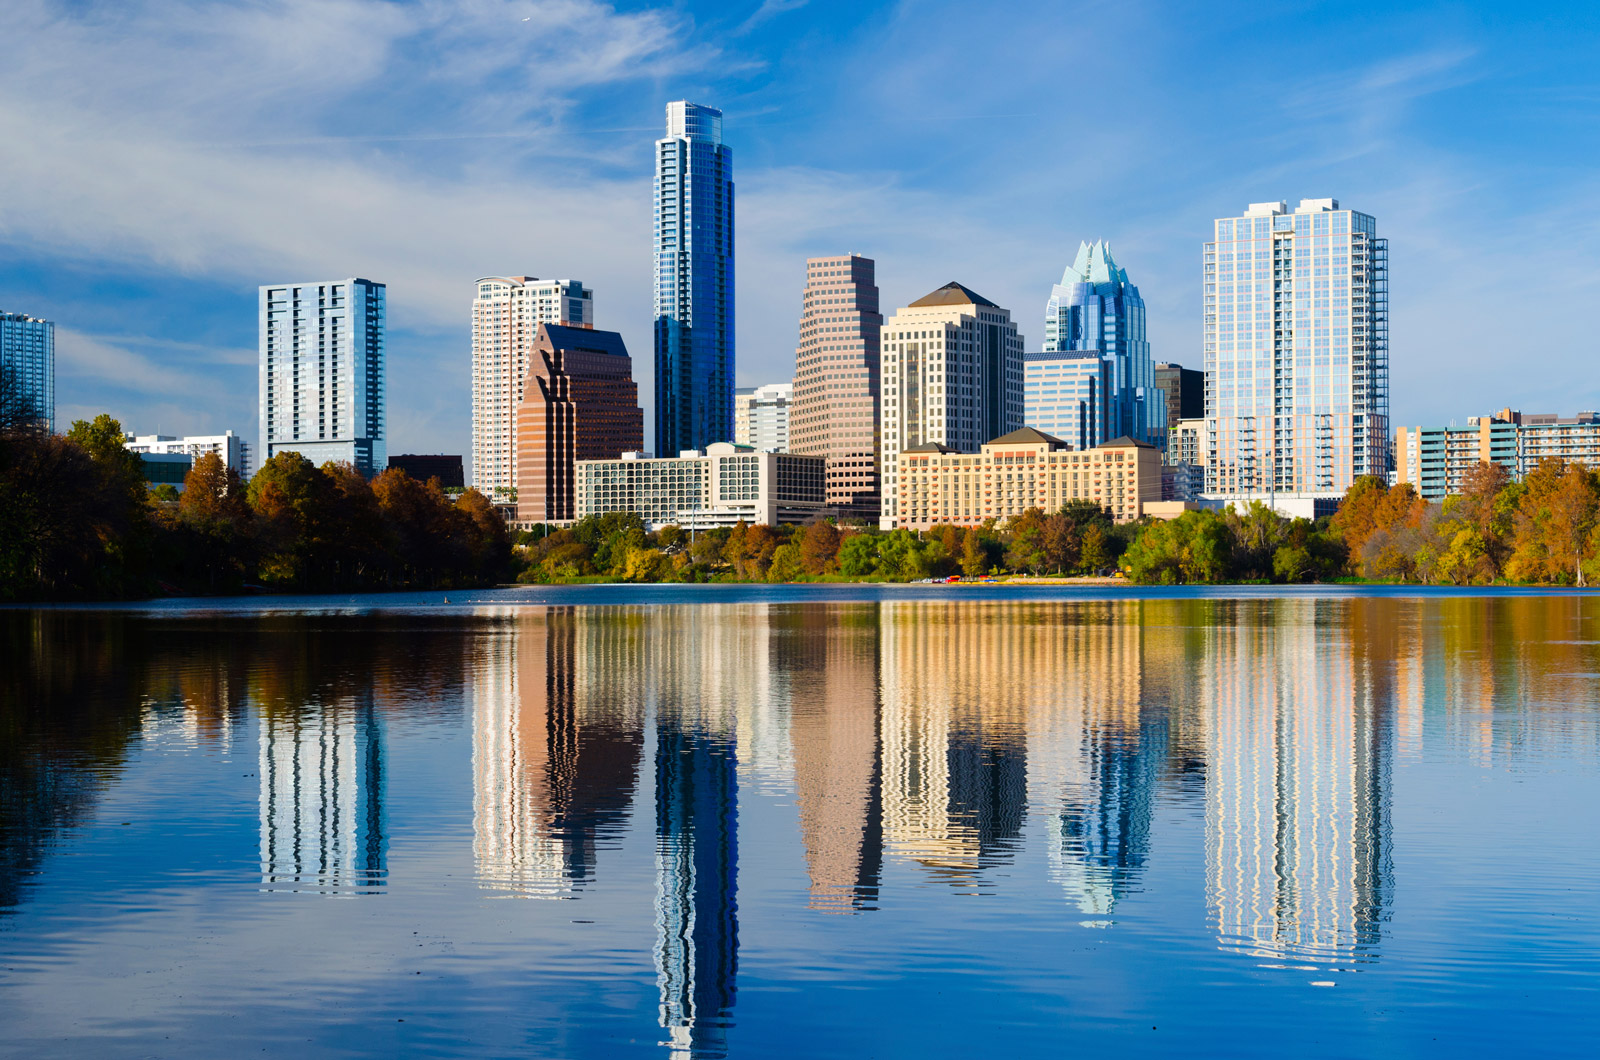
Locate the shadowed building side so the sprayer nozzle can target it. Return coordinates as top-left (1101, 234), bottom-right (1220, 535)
top-left (516, 324), bottom-right (643, 524)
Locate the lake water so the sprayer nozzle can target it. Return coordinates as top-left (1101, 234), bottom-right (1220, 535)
top-left (2, 587), bottom-right (1598, 1057)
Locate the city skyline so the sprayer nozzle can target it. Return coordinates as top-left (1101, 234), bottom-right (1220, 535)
top-left (8, 1), bottom-right (1596, 461)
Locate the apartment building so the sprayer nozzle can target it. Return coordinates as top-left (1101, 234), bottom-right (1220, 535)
top-left (470, 276), bottom-right (593, 498)
top-left (1396, 409), bottom-right (1600, 499)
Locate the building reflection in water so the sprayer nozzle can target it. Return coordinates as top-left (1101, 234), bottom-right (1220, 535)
top-left (1204, 599), bottom-right (1394, 963)
top-left (879, 601), bottom-right (1028, 889)
top-left (470, 609), bottom-right (644, 898)
top-left (784, 605), bottom-right (884, 913)
top-left (647, 606), bottom-right (755, 1058)
top-left (258, 692), bottom-right (386, 894)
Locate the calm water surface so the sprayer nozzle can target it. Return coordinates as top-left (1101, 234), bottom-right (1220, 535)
top-left (2, 587), bottom-right (1598, 1057)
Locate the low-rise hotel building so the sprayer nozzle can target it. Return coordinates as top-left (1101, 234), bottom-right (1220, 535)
top-left (892, 428), bottom-right (1162, 529)
top-left (575, 443), bottom-right (826, 530)
top-left (1396, 409), bottom-right (1600, 499)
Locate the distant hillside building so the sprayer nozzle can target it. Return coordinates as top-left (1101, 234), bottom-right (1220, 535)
top-left (388, 454), bottom-right (464, 489)
top-left (515, 324), bottom-right (643, 524)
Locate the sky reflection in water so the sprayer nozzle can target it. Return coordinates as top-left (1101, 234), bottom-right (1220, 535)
top-left (2, 594), bottom-right (1598, 1058)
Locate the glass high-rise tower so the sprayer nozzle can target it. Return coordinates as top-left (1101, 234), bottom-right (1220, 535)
top-left (1203, 199), bottom-right (1389, 496)
top-left (259, 278), bottom-right (386, 477)
top-left (654, 101), bottom-right (734, 456)
top-left (0, 310), bottom-right (54, 432)
top-left (1043, 241), bottom-right (1161, 446)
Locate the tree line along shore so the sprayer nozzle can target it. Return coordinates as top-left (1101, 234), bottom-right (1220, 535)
top-left (5, 410), bottom-right (1600, 601)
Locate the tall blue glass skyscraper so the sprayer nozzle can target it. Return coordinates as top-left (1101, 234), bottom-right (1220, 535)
top-left (1043, 241), bottom-right (1161, 446)
top-left (0, 310), bottom-right (54, 432)
top-left (654, 101), bottom-right (734, 455)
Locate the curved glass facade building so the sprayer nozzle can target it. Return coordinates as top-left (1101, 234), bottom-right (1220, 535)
top-left (654, 101), bottom-right (734, 456)
top-left (1042, 241), bottom-right (1161, 447)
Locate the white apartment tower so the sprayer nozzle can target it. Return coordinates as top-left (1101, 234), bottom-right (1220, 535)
top-left (1203, 200), bottom-right (1389, 497)
top-left (471, 276), bottom-right (594, 498)
top-left (259, 279), bottom-right (386, 478)
top-left (879, 282), bottom-right (1024, 529)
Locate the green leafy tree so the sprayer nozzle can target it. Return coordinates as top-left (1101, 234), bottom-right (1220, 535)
top-left (1122, 510), bottom-right (1234, 584)
top-left (839, 533), bottom-right (880, 577)
top-left (767, 542), bottom-right (806, 582)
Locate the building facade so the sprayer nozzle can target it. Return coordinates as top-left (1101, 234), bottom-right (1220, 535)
top-left (1024, 349), bottom-right (1111, 449)
top-left (654, 101), bottom-right (734, 456)
top-left (1154, 362), bottom-right (1203, 435)
top-left (880, 282), bottom-right (1023, 529)
top-left (1396, 409), bottom-right (1600, 500)
top-left (0, 310), bottom-right (54, 432)
top-left (1204, 199), bottom-right (1389, 498)
top-left (124, 430), bottom-right (252, 479)
top-left (259, 278), bottom-right (386, 477)
top-left (1044, 241), bottom-right (1161, 446)
top-left (388, 454), bottom-right (464, 488)
top-left (576, 443), bottom-right (824, 530)
top-left (790, 255), bottom-right (883, 518)
top-left (516, 324), bottom-right (644, 524)
top-left (1170, 417), bottom-right (1209, 468)
top-left (892, 428), bottom-right (1162, 529)
top-left (470, 276), bottom-right (593, 498)
top-left (733, 382), bottom-right (793, 451)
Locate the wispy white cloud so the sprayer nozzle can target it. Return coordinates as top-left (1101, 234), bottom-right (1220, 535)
top-left (737, 0), bottom-right (809, 35)
top-left (0, 0), bottom-right (705, 327)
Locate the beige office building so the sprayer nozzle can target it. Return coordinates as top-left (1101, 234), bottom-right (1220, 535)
top-left (790, 255), bottom-right (884, 518)
top-left (893, 428), bottom-right (1162, 528)
top-left (471, 276), bottom-right (594, 499)
top-left (879, 282), bottom-right (1024, 528)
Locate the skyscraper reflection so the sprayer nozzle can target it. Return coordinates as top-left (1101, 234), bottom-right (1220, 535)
top-left (470, 609), bottom-right (644, 897)
top-left (783, 605), bottom-right (884, 912)
top-left (258, 692), bottom-right (386, 894)
top-left (646, 606), bottom-right (752, 1058)
top-left (1204, 600), bottom-right (1394, 963)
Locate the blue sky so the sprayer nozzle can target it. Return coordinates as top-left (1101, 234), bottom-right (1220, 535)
top-left (3, 0), bottom-right (1598, 458)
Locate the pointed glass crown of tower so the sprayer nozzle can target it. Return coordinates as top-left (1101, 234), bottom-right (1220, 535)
top-left (1060, 240), bottom-right (1128, 291)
